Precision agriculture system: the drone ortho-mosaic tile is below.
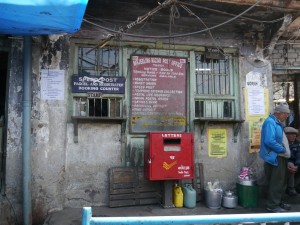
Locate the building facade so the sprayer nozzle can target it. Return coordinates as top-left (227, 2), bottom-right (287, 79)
top-left (1, 2), bottom-right (300, 224)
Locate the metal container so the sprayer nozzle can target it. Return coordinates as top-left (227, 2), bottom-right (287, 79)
top-left (204, 188), bottom-right (223, 209)
top-left (236, 183), bottom-right (258, 208)
top-left (222, 191), bottom-right (238, 208)
top-left (238, 178), bottom-right (257, 186)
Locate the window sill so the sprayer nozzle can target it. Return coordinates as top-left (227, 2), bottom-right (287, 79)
top-left (71, 116), bottom-right (126, 143)
top-left (193, 118), bottom-right (244, 143)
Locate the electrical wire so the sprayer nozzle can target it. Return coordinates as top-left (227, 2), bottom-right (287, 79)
top-left (84, 0), bottom-right (175, 54)
top-left (177, 1), bottom-right (285, 24)
top-left (82, 0), bottom-right (263, 39)
top-left (180, 4), bottom-right (225, 56)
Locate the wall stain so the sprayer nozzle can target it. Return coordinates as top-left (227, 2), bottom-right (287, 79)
top-left (40, 35), bottom-right (69, 70)
top-left (84, 189), bottom-right (100, 200)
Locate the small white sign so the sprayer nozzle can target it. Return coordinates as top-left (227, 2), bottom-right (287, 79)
top-left (41, 69), bottom-right (65, 100)
top-left (246, 71), bottom-right (267, 88)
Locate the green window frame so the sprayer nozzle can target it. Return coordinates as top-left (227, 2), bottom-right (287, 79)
top-left (193, 51), bottom-right (239, 120)
top-left (71, 44), bottom-right (124, 119)
top-left (73, 96), bottom-right (122, 117)
top-left (77, 46), bottom-right (119, 76)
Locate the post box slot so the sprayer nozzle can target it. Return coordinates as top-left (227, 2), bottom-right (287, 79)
top-left (163, 138), bottom-right (181, 152)
top-left (163, 138), bottom-right (181, 145)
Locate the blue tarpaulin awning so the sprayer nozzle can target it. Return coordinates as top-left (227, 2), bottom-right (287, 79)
top-left (0, 0), bottom-right (88, 35)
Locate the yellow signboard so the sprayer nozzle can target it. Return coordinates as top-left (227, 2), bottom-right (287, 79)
top-left (208, 129), bottom-right (227, 158)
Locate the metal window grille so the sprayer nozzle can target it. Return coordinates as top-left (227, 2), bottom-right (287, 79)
top-left (78, 47), bottom-right (119, 76)
top-left (194, 53), bottom-right (236, 119)
top-left (74, 97), bottom-right (122, 118)
top-left (195, 53), bottom-right (230, 95)
top-left (74, 46), bottom-right (122, 118)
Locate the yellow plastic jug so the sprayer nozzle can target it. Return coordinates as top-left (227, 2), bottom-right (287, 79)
top-left (173, 184), bottom-right (183, 208)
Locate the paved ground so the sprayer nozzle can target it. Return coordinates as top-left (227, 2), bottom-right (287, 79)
top-left (43, 194), bottom-right (300, 225)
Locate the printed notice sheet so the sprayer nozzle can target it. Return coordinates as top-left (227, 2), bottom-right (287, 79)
top-left (247, 88), bottom-right (265, 115)
top-left (41, 69), bottom-right (65, 100)
top-left (208, 129), bottom-right (227, 158)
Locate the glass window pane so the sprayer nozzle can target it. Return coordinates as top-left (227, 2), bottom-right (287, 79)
top-left (78, 47), bottom-right (119, 76)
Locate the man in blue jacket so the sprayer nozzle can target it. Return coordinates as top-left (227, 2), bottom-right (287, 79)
top-left (259, 102), bottom-right (290, 213)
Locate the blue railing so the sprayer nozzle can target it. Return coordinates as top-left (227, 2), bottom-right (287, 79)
top-left (82, 207), bottom-right (300, 225)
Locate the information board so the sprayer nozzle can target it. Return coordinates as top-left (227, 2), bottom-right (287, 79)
top-left (130, 55), bottom-right (187, 133)
top-left (72, 75), bottom-right (125, 93)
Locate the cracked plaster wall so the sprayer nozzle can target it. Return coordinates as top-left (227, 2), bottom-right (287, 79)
top-left (3, 35), bottom-right (122, 225)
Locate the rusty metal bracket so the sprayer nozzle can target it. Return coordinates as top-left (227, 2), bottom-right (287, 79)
top-left (198, 121), bottom-right (208, 143)
top-left (233, 122), bottom-right (242, 143)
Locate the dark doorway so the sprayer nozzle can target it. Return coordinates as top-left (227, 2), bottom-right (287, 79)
top-left (0, 51), bottom-right (8, 193)
top-left (273, 78), bottom-right (299, 128)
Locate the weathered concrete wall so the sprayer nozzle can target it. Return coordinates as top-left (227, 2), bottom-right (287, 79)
top-left (3, 35), bottom-right (123, 224)
top-left (4, 39), bottom-right (24, 225)
top-left (238, 46), bottom-right (274, 186)
top-left (30, 35), bottom-right (69, 224)
top-left (64, 123), bottom-right (122, 207)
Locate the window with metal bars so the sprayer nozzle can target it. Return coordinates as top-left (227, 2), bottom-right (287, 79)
top-left (73, 46), bottom-right (123, 118)
top-left (194, 52), bottom-right (237, 119)
top-left (78, 46), bottom-right (119, 76)
top-left (74, 97), bottom-right (122, 118)
top-left (195, 53), bottom-right (230, 95)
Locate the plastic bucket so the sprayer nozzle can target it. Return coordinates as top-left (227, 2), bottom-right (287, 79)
top-left (204, 189), bottom-right (223, 209)
top-left (182, 185), bottom-right (196, 208)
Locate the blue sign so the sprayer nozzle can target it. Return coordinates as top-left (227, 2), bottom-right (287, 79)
top-left (72, 75), bottom-right (125, 93)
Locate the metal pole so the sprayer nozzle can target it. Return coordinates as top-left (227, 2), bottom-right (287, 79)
top-left (22, 36), bottom-right (32, 225)
top-left (82, 207), bottom-right (92, 225)
top-left (82, 207), bottom-right (300, 225)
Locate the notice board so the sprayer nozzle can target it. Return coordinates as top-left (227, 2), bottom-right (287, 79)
top-left (130, 55), bottom-right (187, 133)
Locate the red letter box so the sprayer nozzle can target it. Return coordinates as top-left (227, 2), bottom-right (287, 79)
top-left (144, 132), bottom-right (194, 180)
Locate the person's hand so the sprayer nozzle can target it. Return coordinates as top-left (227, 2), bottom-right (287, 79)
top-left (288, 162), bottom-right (298, 173)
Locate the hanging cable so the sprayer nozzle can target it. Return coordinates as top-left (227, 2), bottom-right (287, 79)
top-left (85, 0), bottom-right (175, 54)
top-left (180, 4), bottom-right (225, 56)
top-left (83, 0), bottom-right (262, 39)
top-left (177, 1), bottom-right (285, 24)
top-left (169, 4), bottom-right (180, 25)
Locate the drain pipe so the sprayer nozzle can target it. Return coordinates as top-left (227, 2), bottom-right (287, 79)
top-left (22, 36), bottom-right (32, 225)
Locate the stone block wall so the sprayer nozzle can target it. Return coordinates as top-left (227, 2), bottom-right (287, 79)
top-left (272, 41), bottom-right (300, 67)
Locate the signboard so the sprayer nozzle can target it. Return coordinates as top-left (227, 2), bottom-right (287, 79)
top-left (72, 75), bottom-right (125, 93)
top-left (130, 55), bottom-right (187, 133)
top-left (205, 47), bottom-right (225, 60)
top-left (208, 129), bottom-right (227, 158)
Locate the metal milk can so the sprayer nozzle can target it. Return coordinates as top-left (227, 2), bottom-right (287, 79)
top-left (222, 190), bottom-right (238, 208)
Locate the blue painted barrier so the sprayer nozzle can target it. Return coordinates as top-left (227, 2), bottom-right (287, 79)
top-left (82, 207), bottom-right (300, 225)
